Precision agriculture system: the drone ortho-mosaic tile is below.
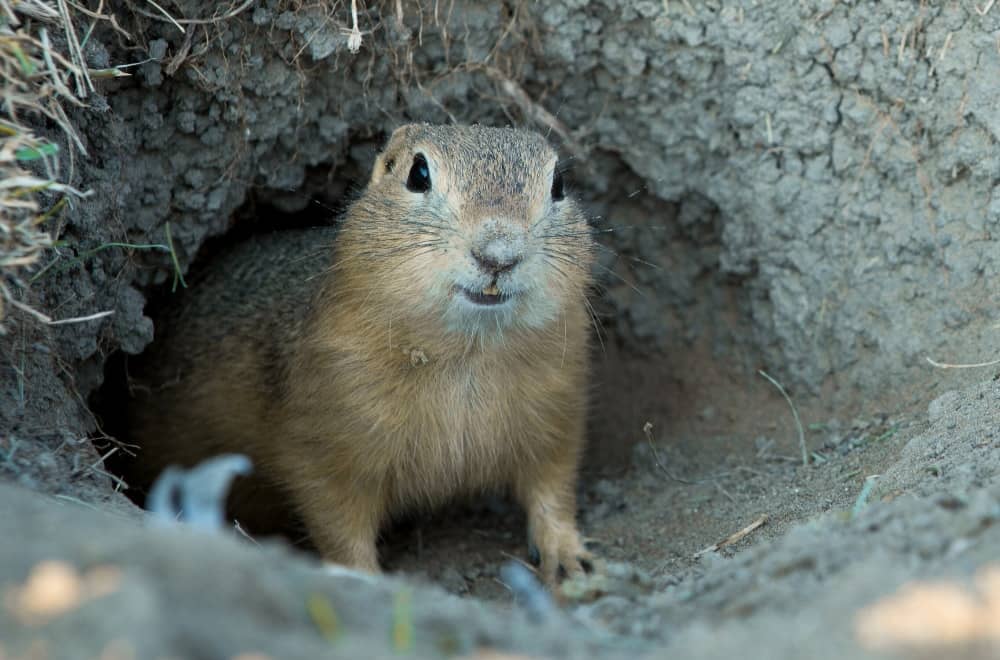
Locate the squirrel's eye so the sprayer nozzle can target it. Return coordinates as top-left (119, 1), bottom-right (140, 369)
top-left (551, 169), bottom-right (565, 201)
top-left (406, 153), bottom-right (431, 193)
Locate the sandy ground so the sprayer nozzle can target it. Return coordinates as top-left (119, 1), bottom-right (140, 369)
top-left (5, 367), bottom-right (1000, 658)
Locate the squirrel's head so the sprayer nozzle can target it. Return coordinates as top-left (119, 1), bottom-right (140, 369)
top-left (337, 124), bottom-right (594, 343)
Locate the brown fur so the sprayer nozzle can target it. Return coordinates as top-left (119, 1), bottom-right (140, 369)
top-left (128, 124), bottom-right (595, 584)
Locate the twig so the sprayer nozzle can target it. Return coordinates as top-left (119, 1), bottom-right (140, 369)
top-left (47, 309), bottom-right (113, 325)
top-left (481, 65), bottom-right (588, 165)
top-left (2, 293), bottom-right (114, 326)
top-left (38, 27), bottom-right (81, 109)
top-left (233, 520), bottom-right (260, 545)
top-left (499, 550), bottom-right (538, 575)
top-left (850, 475), bottom-right (880, 519)
top-left (347, 0), bottom-right (362, 53)
top-left (0, 281), bottom-right (114, 325)
top-left (714, 480), bottom-right (736, 504)
top-left (925, 355), bottom-right (1000, 369)
top-left (5, 0), bottom-right (59, 22)
top-left (86, 445), bottom-right (118, 472)
top-left (694, 514), bottom-right (769, 558)
top-left (0, 178), bottom-right (91, 196)
top-left (53, 494), bottom-right (102, 511)
top-left (643, 421), bottom-right (695, 485)
top-left (65, 0), bottom-right (133, 41)
top-left (133, 0), bottom-right (256, 28)
top-left (165, 27), bottom-right (195, 76)
top-left (143, 0), bottom-right (185, 33)
top-left (57, 0), bottom-right (95, 96)
top-left (2, 288), bottom-right (52, 323)
top-left (759, 369), bottom-right (808, 467)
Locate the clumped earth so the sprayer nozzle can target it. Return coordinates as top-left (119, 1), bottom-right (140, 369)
top-left (5, 381), bottom-right (1000, 658)
top-left (3, 1), bottom-right (1000, 658)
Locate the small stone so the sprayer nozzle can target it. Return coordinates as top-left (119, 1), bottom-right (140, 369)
top-left (438, 567), bottom-right (469, 595)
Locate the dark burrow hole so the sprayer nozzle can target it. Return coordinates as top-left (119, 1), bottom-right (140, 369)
top-left (88, 152), bottom-right (738, 571)
top-left (92, 162), bottom-right (367, 520)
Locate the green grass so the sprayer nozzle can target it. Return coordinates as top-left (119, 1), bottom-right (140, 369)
top-left (14, 142), bottom-right (58, 161)
top-left (30, 241), bottom-right (172, 283)
top-left (164, 222), bottom-right (188, 291)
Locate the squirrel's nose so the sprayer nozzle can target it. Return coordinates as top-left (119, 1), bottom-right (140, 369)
top-left (471, 240), bottom-right (523, 276)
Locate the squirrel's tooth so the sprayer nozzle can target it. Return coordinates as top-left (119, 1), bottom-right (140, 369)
top-left (483, 284), bottom-right (500, 296)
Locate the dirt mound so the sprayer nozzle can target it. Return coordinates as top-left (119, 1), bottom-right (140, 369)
top-left (4, 379), bottom-right (1000, 658)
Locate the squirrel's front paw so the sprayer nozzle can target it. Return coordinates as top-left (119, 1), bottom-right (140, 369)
top-left (529, 526), bottom-right (595, 587)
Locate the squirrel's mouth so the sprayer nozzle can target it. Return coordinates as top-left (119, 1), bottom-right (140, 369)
top-left (458, 283), bottom-right (512, 306)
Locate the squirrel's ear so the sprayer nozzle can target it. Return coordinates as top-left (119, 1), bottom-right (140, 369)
top-left (386, 123), bottom-right (419, 143)
top-left (370, 124), bottom-right (419, 185)
top-left (370, 152), bottom-right (392, 185)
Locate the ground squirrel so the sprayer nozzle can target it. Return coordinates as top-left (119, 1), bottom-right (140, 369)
top-left (128, 124), bottom-right (596, 584)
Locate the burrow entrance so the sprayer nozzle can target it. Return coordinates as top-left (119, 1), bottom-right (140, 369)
top-left (85, 146), bottom-right (855, 598)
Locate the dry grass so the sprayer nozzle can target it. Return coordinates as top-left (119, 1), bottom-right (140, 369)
top-left (0, 0), bottom-right (113, 333)
top-left (0, 0), bottom-right (301, 332)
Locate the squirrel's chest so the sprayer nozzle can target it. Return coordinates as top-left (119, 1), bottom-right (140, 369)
top-left (349, 359), bottom-right (560, 503)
